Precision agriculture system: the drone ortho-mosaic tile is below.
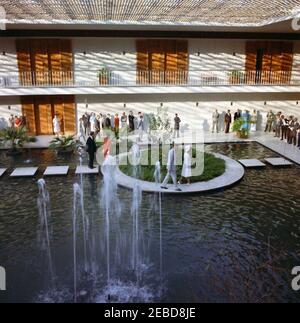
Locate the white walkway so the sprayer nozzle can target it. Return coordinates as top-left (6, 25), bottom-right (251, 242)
top-left (114, 153), bottom-right (245, 194)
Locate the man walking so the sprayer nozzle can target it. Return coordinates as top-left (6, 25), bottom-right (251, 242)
top-left (86, 131), bottom-right (97, 169)
top-left (212, 109), bottom-right (219, 133)
top-left (161, 143), bottom-right (181, 192)
top-left (173, 113), bottom-right (181, 138)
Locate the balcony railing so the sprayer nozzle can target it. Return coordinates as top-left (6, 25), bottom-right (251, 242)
top-left (0, 70), bottom-right (297, 87)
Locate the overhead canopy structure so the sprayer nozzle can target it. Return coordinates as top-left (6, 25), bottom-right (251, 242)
top-left (0, 0), bottom-right (300, 26)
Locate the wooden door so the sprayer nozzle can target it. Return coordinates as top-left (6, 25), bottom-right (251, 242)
top-left (136, 40), bottom-right (149, 84)
top-left (21, 97), bottom-right (36, 135)
top-left (35, 97), bottom-right (53, 135)
top-left (245, 42), bottom-right (257, 84)
top-left (60, 39), bottom-right (73, 85)
top-left (63, 96), bottom-right (76, 135)
top-left (165, 40), bottom-right (177, 84)
top-left (16, 40), bottom-right (32, 86)
top-left (31, 39), bottom-right (50, 86)
top-left (52, 96), bottom-right (64, 133)
top-left (176, 40), bottom-right (188, 84)
top-left (280, 42), bottom-right (293, 84)
top-left (149, 40), bottom-right (165, 84)
top-left (48, 39), bottom-right (62, 85)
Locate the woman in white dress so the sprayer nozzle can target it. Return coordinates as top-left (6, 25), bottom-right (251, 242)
top-left (53, 114), bottom-right (61, 136)
top-left (78, 117), bottom-right (85, 142)
top-left (250, 109), bottom-right (258, 132)
top-left (179, 145), bottom-right (192, 185)
top-left (90, 113), bottom-right (97, 132)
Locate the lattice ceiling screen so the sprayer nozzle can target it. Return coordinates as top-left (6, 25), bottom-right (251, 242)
top-left (0, 0), bottom-right (300, 26)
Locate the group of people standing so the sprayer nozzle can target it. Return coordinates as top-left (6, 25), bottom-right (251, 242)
top-left (211, 109), bottom-right (258, 133)
top-left (268, 110), bottom-right (300, 148)
top-left (8, 114), bottom-right (27, 129)
top-left (78, 111), bottom-right (146, 142)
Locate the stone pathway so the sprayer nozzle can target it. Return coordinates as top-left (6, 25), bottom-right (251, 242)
top-left (43, 166), bottom-right (69, 176)
top-left (238, 159), bottom-right (266, 168)
top-left (10, 167), bottom-right (38, 177)
top-left (75, 165), bottom-right (99, 174)
top-left (264, 157), bottom-right (293, 166)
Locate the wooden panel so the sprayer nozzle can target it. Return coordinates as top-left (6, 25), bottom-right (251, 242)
top-left (52, 96), bottom-right (64, 134)
top-left (62, 96), bottom-right (76, 135)
top-left (60, 39), bottom-right (73, 85)
top-left (280, 42), bottom-right (293, 84)
top-left (165, 40), bottom-right (177, 84)
top-left (35, 97), bottom-right (53, 135)
top-left (136, 39), bottom-right (188, 84)
top-left (176, 40), bottom-right (188, 84)
top-left (16, 39), bottom-right (32, 86)
top-left (31, 39), bottom-right (50, 86)
top-left (21, 97), bottom-right (36, 135)
top-left (136, 39), bottom-right (149, 84)
top-left (245, 42), bottom-right (257, 71)
top-left (48, 39), bottom-right (62, 85)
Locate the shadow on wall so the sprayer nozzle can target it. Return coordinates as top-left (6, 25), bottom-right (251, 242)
top-left (0, 117), bottom-right (8, 129)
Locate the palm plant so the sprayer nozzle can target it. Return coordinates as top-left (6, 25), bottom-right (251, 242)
top-left (49, 135), bottom-right (82, 153)
top-left (232, 117), bottom-right (249, 139)
top-left (0, 126), bottom-right (36, 154)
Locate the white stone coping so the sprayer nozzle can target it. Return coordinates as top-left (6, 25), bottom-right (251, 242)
top-left (10, 167), bottom-right (38, 177)
top-left (113, 152), bottom-right (244, 194)
top-left (43, 166), bottom-right (69, 176)
top-left (0, 168), bottom-right (7, 177)
top-left (238, 159), bottom-right (266, 168)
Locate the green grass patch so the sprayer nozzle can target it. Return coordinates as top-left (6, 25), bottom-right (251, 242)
top-left (119, 147), bottom-right (225, 183)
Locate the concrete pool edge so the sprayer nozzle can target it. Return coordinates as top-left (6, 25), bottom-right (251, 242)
top-left (112, 152), bottom-right (245, 194)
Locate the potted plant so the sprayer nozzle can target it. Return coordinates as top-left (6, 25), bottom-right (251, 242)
top-left (0, 126), bottom-right (36, 156)
top-left (49, 135), bottom-right (82, 155)
top-left (232, 117), bottom-right (249, 139)
top-left (228, 70), bottom-right (244, 85)
top-left (97, 67), bottom-right (111, 85)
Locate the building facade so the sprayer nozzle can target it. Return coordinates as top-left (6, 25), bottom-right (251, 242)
top-left (1, 30), bottom-right (300, 134)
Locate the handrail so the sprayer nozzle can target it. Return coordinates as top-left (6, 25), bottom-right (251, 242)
top-left (0, 69), bottom-right (296, 87)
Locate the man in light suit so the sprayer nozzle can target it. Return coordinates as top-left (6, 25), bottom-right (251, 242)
top-left (161, 142), bottom-right (182, 191)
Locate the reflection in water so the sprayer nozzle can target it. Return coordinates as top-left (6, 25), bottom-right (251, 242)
top-left (0, 143), bottom-right (300, 302)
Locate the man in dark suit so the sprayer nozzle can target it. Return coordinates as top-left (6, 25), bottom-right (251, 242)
top-left (86, 131), bottom-right (97, 169)
top-left (128, 111), bottom-right (135, 132)
top-left (224, 110), bottom-right (232, 133)
top-left (234, 109), bottom-right (241, 121)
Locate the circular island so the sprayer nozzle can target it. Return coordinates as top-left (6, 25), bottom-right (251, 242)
top-left (112, 147), bottom-right (244, 194)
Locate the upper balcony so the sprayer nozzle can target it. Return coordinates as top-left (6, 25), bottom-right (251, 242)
top-left (0, 69), bottom-right (299, 96)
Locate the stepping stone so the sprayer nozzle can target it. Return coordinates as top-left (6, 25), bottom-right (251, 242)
top-left (238, 159), bottom-right (266, 168)
top-left (10, 167), bottom-right (38, 177)
top-left (265, 157), bottom-right (293, 166)
top-left (43, 166), bottom-right (69, 176)
top-left (0, 168), bottom-right (7, 177)
top-left (75, 165), bottom-right (99, 175)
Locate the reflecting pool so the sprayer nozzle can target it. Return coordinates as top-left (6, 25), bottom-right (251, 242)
top-left (0, 142), bottom-right (299, 303)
